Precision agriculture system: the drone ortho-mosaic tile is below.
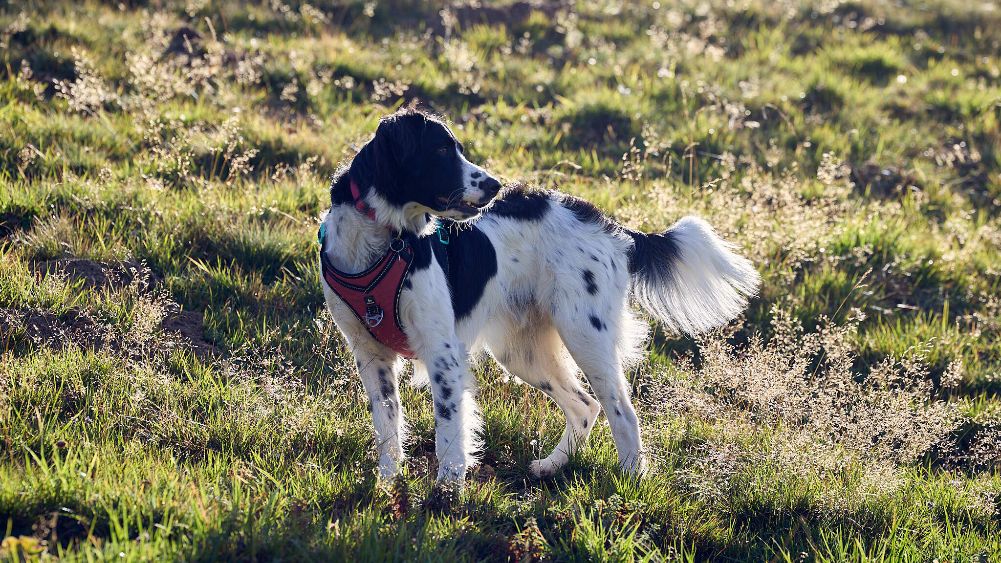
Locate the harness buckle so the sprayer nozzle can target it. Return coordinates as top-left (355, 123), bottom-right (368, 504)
top-left (363, 296), bottom-right (384, 327)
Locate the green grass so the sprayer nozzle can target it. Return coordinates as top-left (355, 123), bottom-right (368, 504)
top-left (2, 0), bottom-right (1000, 560)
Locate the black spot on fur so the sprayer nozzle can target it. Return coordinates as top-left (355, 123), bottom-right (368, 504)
top-left (444, 343), bottom-right (451, 349)
top-left (440, 385), bottom-right (453, 400)
top-left (487, 188), bottom-right (551, 221)
top-left (576, 390), bottom-right (592, 406)
top-left (589, 315), bottom-right (606, 331)
top-left (433, 371), bottom-right (445, 384)
top-left (614, 407), bottom-right (622, 416)
top-left (471, 171), bottom-right (482, 179)
top-left (378, 368), bottom-right (392, 399)
top-left (582, 269), bottom-right (598, 295)
top-left (436, 401), bottom-right (452, 421)
top-left (539, 381), bottom-right (553, 392)
top-left (589, 253), bottom-right (599, 262)
top-left (582, 418), bottom-right (589, 427)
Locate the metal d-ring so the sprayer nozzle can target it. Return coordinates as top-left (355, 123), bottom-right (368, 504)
top-left (389, 238), bottom-right (406, 253)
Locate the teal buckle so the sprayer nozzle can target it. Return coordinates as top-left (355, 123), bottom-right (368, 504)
top-left (436, 224), bottom-right (450, 245)
top-left (317, 223), bottom-right (327, 245)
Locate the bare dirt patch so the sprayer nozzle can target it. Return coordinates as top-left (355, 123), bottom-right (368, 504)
top-left (162, 308), bottom-right (218, 357)
top-left (0, 307), bottom-right (109, 350)
top-left (850, 161), bottom-right (921, 197)
top-left (12, 259), bottom-right (217, 357)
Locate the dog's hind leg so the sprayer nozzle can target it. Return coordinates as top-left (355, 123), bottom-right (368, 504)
top-left (552, 292), bottom-right (645, 474)
top-left (486, 317), bottom-right (601, 478)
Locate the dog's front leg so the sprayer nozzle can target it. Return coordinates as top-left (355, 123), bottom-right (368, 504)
top-left (353, 351), bottom-right (405, 480)
top-left (401, 261), bottom-right (481, 484)
top-left (417, 340), bottom-right (480, 483)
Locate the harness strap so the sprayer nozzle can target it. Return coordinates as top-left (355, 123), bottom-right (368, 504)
top-left (319, 226), bottom-right (415, 358)
top-left (319, 180), bottom-right (453, 359)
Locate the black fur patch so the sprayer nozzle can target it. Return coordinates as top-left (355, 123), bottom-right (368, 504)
top-left (435, 223), bottom-right (498, 320)
top-left (539, 381), bottom-right (553, 392)
top-left (408, 225), bottom-right (496, 321)
top-left (582, 269), bottom-right (598, 295)
top-left (487, 188), bottom-right (551, 221)
top-left (339, 109), bottom-right (467, 212)
top-left (626, 230), bottom-right (680, 281)
top-left (560, 194), bottom-right (618, 233)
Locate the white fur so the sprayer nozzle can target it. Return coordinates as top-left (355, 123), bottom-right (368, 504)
top-left (320, 190), bottom-right (758, 484)
top-left (631, 216), bottom-right (760, 336)
top-left (457, 148), bottom-right (492, 203)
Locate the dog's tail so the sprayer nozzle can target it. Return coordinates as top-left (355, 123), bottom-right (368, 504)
top-left (625, 216), bottom-right (759, 336)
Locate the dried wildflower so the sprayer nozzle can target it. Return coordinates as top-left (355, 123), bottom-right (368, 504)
top-left (280, 79), bottom-right (299, 103)
top-left (54, 48), bottom-right (116, 115)
top-left (17, 144), bottom-right (42, 175)
top-left (371, 77), bottom-right (410, 103)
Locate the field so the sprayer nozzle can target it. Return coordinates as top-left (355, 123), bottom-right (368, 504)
top-left (2, 0), bottom-right (1001, 560)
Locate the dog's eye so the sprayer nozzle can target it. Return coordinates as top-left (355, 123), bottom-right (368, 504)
top-left (436, 146), bottom-right (451, 156)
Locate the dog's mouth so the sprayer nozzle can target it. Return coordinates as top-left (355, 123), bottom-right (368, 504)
top-left (434, 196), bottom-right (492, 219)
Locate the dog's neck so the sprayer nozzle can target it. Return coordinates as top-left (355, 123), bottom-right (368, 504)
top-left (321, 202), bottom-right (393, 273)
top-left (366, 190), bottom-right (434, 235)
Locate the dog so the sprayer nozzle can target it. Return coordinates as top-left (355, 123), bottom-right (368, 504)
top-left (318, 108), bottom-right (759, 484)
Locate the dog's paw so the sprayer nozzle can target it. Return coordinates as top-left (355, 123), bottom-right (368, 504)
top-left (529, 458), bottom-right (560, 479)
top-left (435, 459), bottom-right (467, 484)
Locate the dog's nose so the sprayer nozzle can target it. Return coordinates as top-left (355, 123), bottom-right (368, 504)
top-left (478, 177), bottom-right (501, 204)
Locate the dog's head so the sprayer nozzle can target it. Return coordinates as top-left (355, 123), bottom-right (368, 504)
top-left (350, 109), bottom-right (501, 223)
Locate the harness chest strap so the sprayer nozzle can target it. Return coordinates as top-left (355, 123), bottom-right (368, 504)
top-left (319, 225), bottom-right (416, 358)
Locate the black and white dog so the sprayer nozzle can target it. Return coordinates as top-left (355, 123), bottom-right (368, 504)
top-left (319, 108), bottom-right (759, 484)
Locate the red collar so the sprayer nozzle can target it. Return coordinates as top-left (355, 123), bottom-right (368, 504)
top-left (350, 179), bottom-right (377, 221)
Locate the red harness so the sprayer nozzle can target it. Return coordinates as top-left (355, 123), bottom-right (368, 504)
top-left (319, 181), bottom-right (416, 358)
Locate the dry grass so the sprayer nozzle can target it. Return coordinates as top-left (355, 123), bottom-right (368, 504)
top-left (1, 0), bottom-right (1000, 559)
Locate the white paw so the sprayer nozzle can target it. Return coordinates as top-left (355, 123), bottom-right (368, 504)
top-left (529, 458), bottom-right (561, 479)
top-left (435, 460), bottom-right (467, 485)
top-left (619, 454), bottom-right (647, 476)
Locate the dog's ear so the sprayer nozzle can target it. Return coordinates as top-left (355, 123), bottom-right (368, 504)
top-left (373, 114), bottom-right (420, 171)
top-left (363, 113), bottom-right (423, 197)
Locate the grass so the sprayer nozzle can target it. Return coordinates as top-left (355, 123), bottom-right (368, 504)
top-left (1, 0), bottom-right (1000, 560)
